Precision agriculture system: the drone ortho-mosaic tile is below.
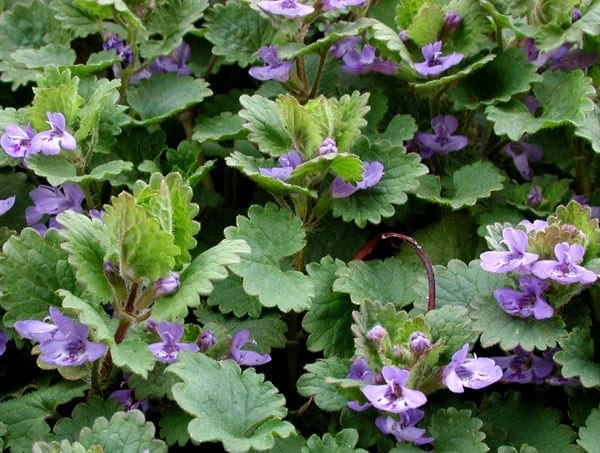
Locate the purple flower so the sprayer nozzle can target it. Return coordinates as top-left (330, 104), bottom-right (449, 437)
top-left (318, 137), bottom-right (337, 155)
top-left (444, 11), bottom-right (462, 31)
top-left (547, 44), bottom-right (597, 72)
top-left (572, 7), bottom-right (582, 22)
top-left (249, 46), bottom-right (293, 82)
top-left (362, 366), bottom-right (427, 413)
top-left (480, 227), bottom-right (539, 274)
top-left (572, 195), bottom-right (600, 219)
top-left (153, 272), bottom-right (180, 298)
top-left (494, 276), bottom-right (554, 319)
top-left (376, 410), bottom-right (434, 445)
top-left (0, 195), bottom-right (15, 216)
top-left (148, 321), bottom-right (199, 363)
top-left (492, 347), bottom-right (553, 384)
top-left (228, 329), bottom-right (271, 366)
top-left (524, 96), bottom-right (542, 116)
top-left (414, 41), bottom-right (463, 77)
top-left (399, 31), bottom-right (409, 42)
top-left (321, 0), bottom-right (365, 11)
top-left (199, 329), bottom-right (216, 351)
top-left (414, 115), bottom-right (468, 158)
top-left (0, 330), bottom-right (7, 356)
top-left (14, 306), bottom-right (108, 366)
top-left (519, 219), bottom-right (548, 233)
top-left (527, 185), bottom-right (543, 206)
top-left (341, 44), bottom-right (398, 75)
top-left (504, 140), bottom-right (543, 181)
top-left (258, 151), bottom-right (303, 180)
top-left (257, 0), bottom-right (314, 17)
top-left (367, 325), bottom-right (387, 343)
top-left (346, 357), bottom-right (380, 412)
top-left (149, 43), bottom-right (192, 76)
top-left (30, 112), bottom-right (76, 155)
top-left (26, 183), bottom-right (85, 229)
top-left (409, 331), bottom-right (431, 356)
top-left (531, 242), bottom-right (597, 285)
top-left (442, 343), bottom-right (502, 393)
top-left (1, 123), bottom-right (35, 158)
top-left (109, 388), bottom-right (150, 412)
top-left (103, 33), bottom-right (134, 68)
top-left (330, 36), bottom-right (362, 59)
top-left (330, 161), bottom-right (384, 198)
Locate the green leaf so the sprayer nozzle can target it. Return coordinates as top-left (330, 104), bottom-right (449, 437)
top-left (450, 48), bottom-right (542, 110)
top-left (415, 160), bottom-right (505, 209)
top-left (303, 429), bottom-right (368, 453)
top-left (103, 192), bottom-right (180, 281)
top-left (479, 392), bottom-right (578, 452)
top-left (331, 137), bottom-right (428, 227)
top-left (57, 211), bottom-right (112, 303)
top-left (224, 203), bottom-right (314, 313)
top-left (375, 114), bottom-right (418, 147)
top-left (238, 95), bottom-right (293, 157)
top-left (428, 407), bottom-right (488, 453)
top-left (207, 274), bottom-right (263, 318)
top-left (502, 175), bottom-right (572, 216)
top-left (554, 328), bottom-right (600, 388)
top-left (303, 257), bottom-right (355, 358)
top-left (395, 0), bottom-right (426, 30)
top-left (50, 0), bottom-right (104, 38)
top-left (11, 44), bottom-right (76, 68)
top-left (443, 0), bottom-right (496, 58)
top-left (0, 229), bottom-right (78, 326)
top-left (78, 410), bottom-right (167, 453)
top-left (578, 408), bottom-right (600, 452)
top-left (159, 406), bottom-right (193, 447)
top-left (277, 94), bottom-right (323, 155)
top-left (0, 382), bottom-right (87, 453)
top-left (26, 157), bottom-right (134, 186)
top-left (204, 0), bottom-right (279, 67)
top-left (126, 74), bottom-right (212, 125)
top-left (168, 353), bottom-right (296, 452)
top-left (486, 70), bottom-right (596, 140)
top-left (328, 91), bottom-right (371, 153)
top-left (53, 396), bottom-right (120, 442)
top-left (288, 152), bottom-right (364, 185)
top-left (405, 2), bottom-right (444, 48)
top-left (575, 105), bottom-right (600, 153)
top-left (128, 362), bottom-right (181, 400)
top-left (138, 0), bottom-right (209, 60)
top-left (425, 305), bottom-right (479, 362)
top-left (333, 257), bottom-right (424, 308)
top-left (133, 172), bottom-right (200, 268)
top-left (549, 201), bottom-right (600, 259)
top-left (152, 238), bottom-right (250, 320)
top-left (297, 357), bottom-right (353, 412)
top-left (471, 295), bottom-right (568, 351)
top-left (192, 112), bottom-right (246, 142)
top-left (32, 439), bottom-right (94, 453)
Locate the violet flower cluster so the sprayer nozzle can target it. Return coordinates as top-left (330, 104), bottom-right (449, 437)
top-left (413, 114), bottom-right (469, 159)
top-left (26, 183), bottom-right (85, 234)
top-left (330, 37), bottom-right (397, 76)
top-left (414, 41), bottom-right (463, 77)
top-left (524, 38), bottom-right (597, 73)
top-left (480, 223), bottom-right (597, 320)
top-left (14, 307), bottom-right (108, 367)
top-left (249, 46), bottom-right (293, 82)
top-left (147, 320), bottom-right (199, 363)
top-left (1, 112), bottom-right (76, 160)
top-left (442, 343), bottom-right (503, 393)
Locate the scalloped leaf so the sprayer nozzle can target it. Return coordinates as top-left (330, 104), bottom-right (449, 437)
top-left (331, 137), bottom-right (428, 227)
top-left (575, 104), bottom-right (600, 153)
top-left (405, 2), bottom-right (444, 48)
top-left (303, 257), bottom-right (354, 358)
top-left (57, 211), bottom-right (112, 303)
top-left (126, 73), bottom-right (212, 126)
top-left (31, 439), bottom-right (95, 453)
top-left (303, 429), bottom-right (368, 452)
top-left (103, 192), bottom-right (180, 281)
top-left (288, 153), bottom-right (364, 185)
top-left (159, 406), bottom-right (193, 447)
top-left (128, 362), bottom-right (181, 400)
top-left (133, 172), bottom-right (200, 267)
top-left (471, 295), bottom-right (567, 351)
top-left (549, 201), bottom-right (600, 259)
top-left (168, 352), bottom-right (296, 452)
top-left (578, 407), bottom-right (600, 452)
top-left (415, 160), bottom-right (505, 210)
top-left (204, 0), bottom-right (279, 67)
top-left (425, 305), bottom-right (479, 362)
top-left (50, 1), bottom-right (104, 38)
top-left (138, 0), bottom-right (209, 60)
top-left (53, 396), bottom-right (120, 442)
top-left (11, 44), bottom-right (75, 68)
top-left (0, 228), bottom-right (79, 326)
top-left (450, 48), bottom-right (542, 110)
top-left (152, 238), bottom-right (250, 320)
top-left (486, 70), bottom-right (596, 140)
top-left (479, 392), bottom-right (578, 452)
top-left (333, 257), bottom-right (424, 308)
top-left (224, 203), bottom-right (314, 313)
top-left (443, 0), bottom-right (496, 58)
top-left (0, 382), bottom-right (87, 452)
top-left (428, 407), bottom-right (488, 453)
top-left (78, 410), bottom-right (167, 453)
top-left (192, 112), bottom-right (246, 143)
top-left (207, 274), bottom-right (263, 318)
top-left (554, 328), bottom-right (600, 388)
top-left (297, 357), bottom-right (353, 412)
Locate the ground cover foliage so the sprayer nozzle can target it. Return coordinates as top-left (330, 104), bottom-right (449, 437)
top-left (0, 0), bottom-right (599, 451)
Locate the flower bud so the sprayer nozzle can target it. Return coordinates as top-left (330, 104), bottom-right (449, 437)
top-left (398, 30), bottom-right (409, 42)
top-left (153, 272), bottom-right (180, 298)
top-left (572, 7), bottom-right (582, 22)
top-left (409, 331), bottom-right (431, 356)
top-left (526, 185), bottom-right (543, 207)
top-left (366, 325), bottom-right (387, 343)
top-left (199, 330), bottom-right (216, 351)
top-left (444, 11), bottom-right (462, 32)
top-left (318, 138), bottom-right (337, 155)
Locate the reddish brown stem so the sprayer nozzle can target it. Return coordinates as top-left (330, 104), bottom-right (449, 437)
top-left (351, 232), bottom-right (436, 311)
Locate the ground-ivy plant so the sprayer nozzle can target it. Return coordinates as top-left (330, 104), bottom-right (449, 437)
top-left (0, 0), bottom-right (599, 451)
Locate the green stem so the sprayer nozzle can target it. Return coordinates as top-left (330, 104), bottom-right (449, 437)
top-left (308, 52), bottom-right (327, 99)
